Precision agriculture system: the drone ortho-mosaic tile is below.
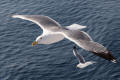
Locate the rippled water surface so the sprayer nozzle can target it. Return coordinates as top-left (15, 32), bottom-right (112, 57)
top-left (0, 0), bottom-right (120, 80)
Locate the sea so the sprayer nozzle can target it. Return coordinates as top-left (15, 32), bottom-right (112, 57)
top-left (0, 0), bottom-right (120, 80)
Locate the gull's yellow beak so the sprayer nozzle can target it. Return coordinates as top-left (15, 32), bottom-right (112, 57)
top-left (32, 41), bottom-right (38, 46)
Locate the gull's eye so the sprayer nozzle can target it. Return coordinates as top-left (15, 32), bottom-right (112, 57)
top-left (40, 37), bottom-right (42, 39)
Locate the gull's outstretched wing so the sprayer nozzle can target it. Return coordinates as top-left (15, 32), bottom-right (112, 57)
top-left (62, 30), bottom-right (117, 63)
top-left (73, 46), bottom-right (85, 63)
top-left (78, 40), bottom-right (117, 63)
top-left (12, 15), bottom-right (61, 32)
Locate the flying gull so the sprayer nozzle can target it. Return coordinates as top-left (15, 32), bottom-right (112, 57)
top-left (73, 46), bottom-right (95, 68)
top-left (12, 15), bottom-right (117, 63)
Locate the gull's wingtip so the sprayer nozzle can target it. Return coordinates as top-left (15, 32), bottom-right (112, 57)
top-left (10, 15), bottom-right (28, 20)
top-left (11, 15), bottom-right (18, 18)
top-left (77, 61), bottom-right (95, 68)
top-left (111, 59), bottom-right (117, 63)
top-left (8, 14), bottom-right (14, 18)
top-left (9, 14), bottom-right (21, 18)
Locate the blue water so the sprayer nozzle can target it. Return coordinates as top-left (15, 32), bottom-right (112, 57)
top-left (0, 0), bottom-right (120, 80)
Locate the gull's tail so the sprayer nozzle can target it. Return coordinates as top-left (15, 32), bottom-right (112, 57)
top-left (77, 61), bottom-right (96, 68)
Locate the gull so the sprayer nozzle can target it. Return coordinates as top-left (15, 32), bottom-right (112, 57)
top-left (73, 46), bottom-right (95, 68)
top-left (12, 15), bottom-right (117, 63)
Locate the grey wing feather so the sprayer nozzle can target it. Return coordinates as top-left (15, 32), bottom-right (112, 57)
top-left (63, 30), bottom-right (117, 62)
top-left (63, 30), bottom-right (92, 41)
top-left (73, 46), bottom-right (85, 63)
top-left (12, 15), bottom-right (61, 31)
top-left (78, 40), bottom-right (107, 53)
top-left (77, 40), bottom-right (116, 62)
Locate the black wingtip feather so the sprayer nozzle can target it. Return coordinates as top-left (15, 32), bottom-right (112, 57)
top-left (90, 51), bottom-right (117, 63)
